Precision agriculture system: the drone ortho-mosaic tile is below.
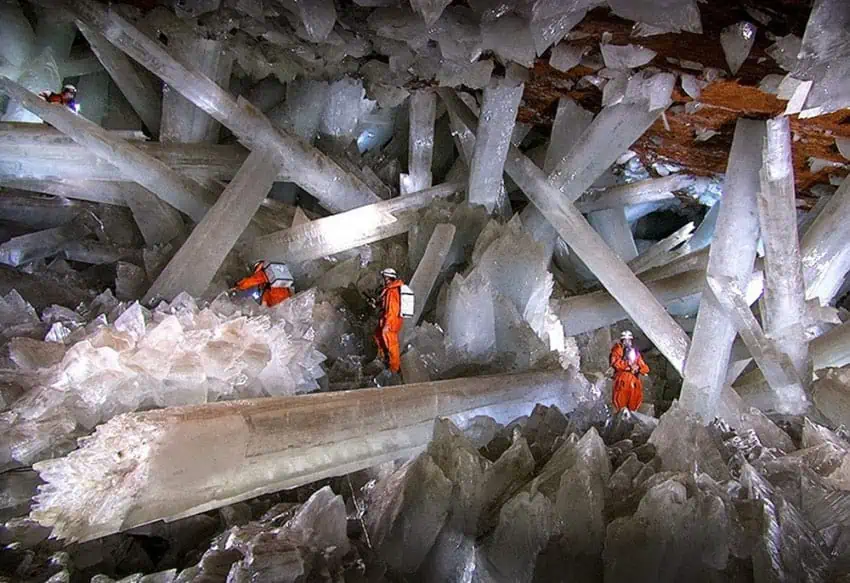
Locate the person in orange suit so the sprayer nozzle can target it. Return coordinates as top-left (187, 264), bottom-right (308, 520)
top-left (232, 261), bottom-right (293, 307)
top-left (374, 267), bottom-right (404, 374)
top-left (610, 330), bottom-right (650, 411)
top-left (39, 84), bottom-right (79, 113)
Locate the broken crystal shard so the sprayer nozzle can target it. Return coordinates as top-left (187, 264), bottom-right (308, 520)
top-left (706, 275), bottom-right (809, 415)
top-left (0, 77), bottom-right (215, 221)
top-left (481, 14), bottom-right (536, 68)
top-left (76, 21), bottom-right (162, 136)
top-left (123, 184), bottom-right (184, 248)
top-left (293, 0), bottom-right (337, 43)
top-left (427, 418), bottom-right (490, 533)
top-left (410, 0), bottom-right (452, 26)
top-left (757, 116), bottom-right (810, 379)
top-left (554, 426), bottom-right (610, 555)
top-left (549, 43), bottom-right (584, 72)
top-left (467, 78), bottom-right (523, 213)
top-left (607, 0), bottom-right (703, 34)
top-left (161, 38), bottom-right (232, 145)
top-left (679, 119), bottom-right (765, 422)
top-left (809, 366), bottom-right (850, 427)
top-left (767, 33), bottom-right (801, 72)
top-left (145, 148), bottom-right (282, 303)
top-left (628, 222), bottom-right (695, 275)
top-left (401, 90), bottom-right (436, 194)
top-left (438, 88), bottom-right (690, 373)
top-left (480, 490), bottom-right (554, 582)
top-left (366, 454), bottom-right (454, 573)
top-left (529, 5), bottom-right (588, 56)
top-left (402, 223), bottom-right (455, 343)
top-left (680, 73), bottom-right (702, 99)
top-left (0, 222), bottom-right (90, 267)
top-left (720, 21), bottom-right (757, 75)
top-left (244, 182), bottom-right (462, 264)
top-left (32, 369), bottom-right (584, 542)
top-left (648, 402), bottom-right (729, 481)
top-left (600, 43), bottom-right (658, 69)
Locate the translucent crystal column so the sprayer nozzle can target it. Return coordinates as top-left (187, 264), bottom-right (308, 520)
top-left (706, 275), bottom-right (808, 414)
top-left (800, 175), bottom-right (850, 304)
top-left (144, 148), bottom-right (281, 303)
top-left (0, 76), bottom-right (216, 221)
top-left (587, 208), bottom-right (638, 262)
top-left (160, 38), bottom-right (232, 145)
top-left (76, 21), bottom-right (162, 135)
top-left (439, 88), bottom-right (691, 373)
top-left (32, 369), bottom-right (589, 542)
top-left (467, 78), bottom-right (524, 213)
top-left (757, 116), bottom-right (810, 379)
top-left (575, 175), bottom-right (693, 213)
top-left (402, 223), bottom-right (456, 344)
top-left (679, 119), bottom-right (765, 422)
top-left (244, 182), bottom-right (462, 264)
top-left (68, 1), bottom-right (380, 213)
top-left (401, 90), bottom-right (436, 194)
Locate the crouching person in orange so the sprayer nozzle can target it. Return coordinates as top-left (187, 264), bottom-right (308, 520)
top-left (232, 261), bottom-right (293, 307)
top-left (610, 330), bottom-right (650, 411)
top-left (374, 268), bottom-right (404, 374)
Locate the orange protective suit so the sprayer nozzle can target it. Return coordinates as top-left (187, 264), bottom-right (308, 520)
top-left (610, 342), bottom-right (650, 411)
top-left (233, 264), bottom-right (292, 307)
top-left (374, 279), bottom-right (403, 373)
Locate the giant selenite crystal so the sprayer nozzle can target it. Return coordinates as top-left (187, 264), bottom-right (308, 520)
top-left (30, 369), bottom-right (585, 542)
top-left (466, 78), bottom-right (523, 213)
top-left (679, 119), bottom-right (765, 422)
top-left (401, 90), bottom-right (436, 194)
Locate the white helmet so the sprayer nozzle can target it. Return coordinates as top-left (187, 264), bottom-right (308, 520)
top-left (620, 330), bottom-right (634, 340)
top-left (62, 84), bottom-right (77, 94)
top-left (381, 267), bottom-right (398, 279)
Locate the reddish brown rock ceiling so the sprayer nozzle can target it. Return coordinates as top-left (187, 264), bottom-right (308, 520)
top-left (518, 3), bottom-right (850, 208)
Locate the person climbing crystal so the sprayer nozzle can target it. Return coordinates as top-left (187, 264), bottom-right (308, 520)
top-left (610, 330), bottom-right (650, 411)
top-left (374, 267), bottom-right (406, 374)
top-left (231, 261), bottom-right (294, 307)
top-left (39, 84), bottom-right (79, 113)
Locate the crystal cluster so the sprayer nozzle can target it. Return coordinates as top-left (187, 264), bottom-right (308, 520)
top-left (0, 289), bottom-right (344, 470)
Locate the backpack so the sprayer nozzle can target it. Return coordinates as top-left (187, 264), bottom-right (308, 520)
top-left (400, 284), bottom-right (415, 318)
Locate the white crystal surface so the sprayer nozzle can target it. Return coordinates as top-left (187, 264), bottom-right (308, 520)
top-left (549, 43), bottom-right (584, 72)
top-left (720, 21), bottom-right (757, 75)
top-left (600, 43), bottom-right (658, 70)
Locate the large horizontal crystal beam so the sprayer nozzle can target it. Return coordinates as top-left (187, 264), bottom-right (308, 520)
top-left (574, 175), bottom-right (692, 213)
top-left (706, 275), bottom-right (808, 414)
top-left (244, 182), bottom-right (462, 264)
top-left (64, 0), bottom-right (380, 213)
top-left (402, 223), bottom-right (456, 344)
top-left (0, 178), bottom-right (128, 206)
top-left (757, 116), bottom-right (810, 378)
top-left (32, 368), bottom-right (590, 542)
top-left (800, 175), bottom-right (850, 303)
top-left (144, 148), bottom-right (281, 303)
top-left (438, 88), bottom-right (691, 373)
top-left (679, 119), bottom-right (765, 422)
top-left (0, 77), bottom-right (216, 221)
top-left (76, 21), bottom-right (162, 135)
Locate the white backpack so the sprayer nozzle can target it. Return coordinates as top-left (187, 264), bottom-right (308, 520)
top-left (400, 284), bottom-right (415, 318)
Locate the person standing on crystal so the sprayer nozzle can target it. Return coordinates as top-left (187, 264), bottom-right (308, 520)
top-left (231, 261), bottom-right (294, 307)
top-left (610, 330), bottom-right (650, 411)
top-left (39, 85), bottom-right (79, 113)
top-left (374, 268), bottom-right (406, 374)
